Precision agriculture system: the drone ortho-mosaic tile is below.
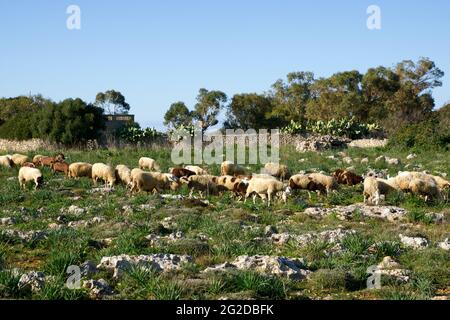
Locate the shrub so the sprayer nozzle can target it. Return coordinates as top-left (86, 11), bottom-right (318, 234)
top-left (116, 123), bottom-right (164, 144)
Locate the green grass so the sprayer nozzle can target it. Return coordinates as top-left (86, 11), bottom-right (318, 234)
top-left (0, 145), bottom-right (448, 300)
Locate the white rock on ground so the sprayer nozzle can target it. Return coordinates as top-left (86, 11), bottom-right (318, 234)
top-left (0, 217), bottom-right (16, 225)
top-left (145, 231), bottom-right (185, 245)
top-left (67, 217), bottom-right (105, 229)
top-left (202, 255), bottom-right (311, 280)
top-left (82, 279), bottom-right (113, 299)
top-left (303, 204), bottom-right (407, 222)
top-left (342, 157), bottom-right (353, 164)
top-left (18, 271), bottom-right (46, 292)
top-left (407, 154), bottom-right (417, 160)
top-left (399, 234), bottom-right (429, 250)
top-left (63, 205), bottom-right (86, 216)
top-left (376, 256), bottom-right (410, 283)
top-left (270, 228), bottom-right (355, 251)
top-left (361, 158), bottom-right (369, 165)
top-left (97, 254), bottom-right (192, 278)
top-left (1, 229), bottom-right (47, 242)
top-left (437, 238), bottom-right (450, 251)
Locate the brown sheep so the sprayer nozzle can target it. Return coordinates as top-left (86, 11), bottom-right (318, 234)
top-left (333, 169), bottom-right (364, 186)
top-left (169, 167), bottom-right (196, 179)
top-left (51, 161), bottom-right (70, 176)
top-left (21, 162), bottom-right (36, 168)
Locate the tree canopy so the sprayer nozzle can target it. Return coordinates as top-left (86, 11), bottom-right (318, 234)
top-left (95, 90), bottom-right (130, 115)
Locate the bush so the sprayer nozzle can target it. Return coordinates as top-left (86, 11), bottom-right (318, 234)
top-left (388, 115), bottom-right (450, 151)
top-left (116, 123), bottom-right (164, 144)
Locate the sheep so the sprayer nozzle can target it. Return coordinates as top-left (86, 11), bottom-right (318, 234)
top-left (307, 173), bottom-right (338, 195)
top-left (169, 167), bottom-right (196, 179)
top-left (363, 176), bottom-right (400, 206)
top-left (263, 162), bottom-right (291, 181)
top-left (51, 161), bottom-right (70, 176)
top-left (212, 175), bottom-right (250, 199)
top-left (393, 171), bottom-right (434, 192)
top-left (430, 175), bottom-right (450, 191)
top-left (184, 165), bottom-right (209, 176)
top-left (18, 167), bottom-right (43, 190)
top-left (333, 169), bottom-right (363, 186)
top-left (68, 162), bottom-right (93, 179)
top-left (115, 165), bottom-right (132, 187)
top-left (32, 155), bottom-right (45, 165)
top-left (408, 178), bottom-right (442, 202)
top-left (244, 178), bottom-right (291, 206)
top-left (0, 156), bottom-right (14, 168)
top-left (131, 171), bottom-right (160, 194)
top-left (150, 172), bottom-right (181, 191)
top-left (220, 161), bottom-right (247, 176)
top-left (22, 162), bottom-right (36, 168)
top-left (180, 175), bottom-right (221, 198)
top-left (11, 154), bottom-right (30, 166)
top-left (38, 153), bottom-right (66, 167)
top-left (138, 157), bottom-right (160, 171)
top-left (92, 163), bottom-right (116, 188)
top-left (251, 173), bottom-right (278, 180)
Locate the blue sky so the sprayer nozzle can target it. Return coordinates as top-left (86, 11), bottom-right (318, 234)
top-left (1, 0), bottom-right (449, 130)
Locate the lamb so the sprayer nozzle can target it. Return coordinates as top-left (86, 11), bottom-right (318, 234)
top-left (184, 165), bottom-right (209, 176)
top-left (333, 169), bottom-right (364, 186)
top-left (131, 171), bottom-right (160, 194)
top-left (68, 162), bottom-right (93, 179)
top-left (92, 163), bottom-right (116, 188)
top-left (244, 178), bottom-right (291, 206)
top-left (37, 153), bottom-right (65, 167)
top-left (220, 161), bottom-right (247, 176)
top-left (18, 167), bottom-right (43, 190)
top-left (115, 165), bottom-right (132, 187)
top-left (138, 157), bottom-right (160, 171)
top-left (11, 154), bottom-right (30, 166)
top-left (0, 156), bottom-right (14, 168)
top-left (263, 162), bottom-right (291, 181)
top-left (181, 175), bottom-right (222, 197)
top-left (51, 161), bottom-right (70, 176)
top-left (363, 176), bottom-right (400, 206)
top-left (169, 167), bottom-right (196, 179)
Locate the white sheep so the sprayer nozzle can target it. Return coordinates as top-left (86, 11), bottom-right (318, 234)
top-left (184, 165), bottom-right (209, 176)
top-left (408, 178), bottom-right (442, 202)
top-left (263, 162), bottom-right (290, 181)
top-left (138, 157), bottom-right (160, 171)
top-left (131, 170), bottom-right (160, 194)
top-left (115, 165), bottom-right (132, 187)
top-left (181, 175), bottom-right (221, 197)
top-left (18, 167), bottom-right (43, 190)
top-left (11, 154), bottom-right (30, 166)
top-left (0, 155), bottom-right (13, 168)
top-left (363, 176), bottom-right (400, 206)
top-left (244, 178), bottom-right (291, 206)
top-left (220, 161), bottom-right (247, 176)
top-left (92, 163), bottom-right (116, 188)
top-left (68, 162), bottom-right (93, 179)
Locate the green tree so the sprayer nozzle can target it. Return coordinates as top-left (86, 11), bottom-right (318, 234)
top-left (163, 102), bottom-right (193, 129)
top-left (269, 71), bottom-right (315, 125)
top-left (95, 90), bottom-right (130, 115)
top-left (192, 88), bottom-right (227, 132)
top-left (224, 93), bottom-right (276, 129)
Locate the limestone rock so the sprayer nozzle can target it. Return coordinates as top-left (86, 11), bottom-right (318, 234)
top-left (438, 238), bottom-right (450, 251)
top-left (399, 234), bottom-right (429, 250)
top-left (18, 271), bottom-right (46, 292)
top-left (82, 279), bottom-right (113, 299)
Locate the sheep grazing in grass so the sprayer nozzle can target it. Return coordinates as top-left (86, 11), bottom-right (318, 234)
top-left (22, 162), bottom-right (36, 168)
top-left (18, 167), bottom-right (43, 190)
top-left (92, 163), bottom-right (116, 188)
top-left (151, 172), bottom-right (181, 191)
top-left (408, 178), bottom-right (442, 202)
top-left (289, 173), bottom-right (337, 197)
top-left (169, 167), bottom-right (196, 179)
top-left (115, 165), bottom-right (132, 187)
top-left (68, 162), bottom-right (93, 179)
top-left (181, 175), bottom-right (222, 198)
top-left (138, 157), bottom-right (160, 171)
top-left (363, 176), bottom-right (400, 206)
top-left (263, 162), bottom-right (291, 181)
top-left (0, 156), bottom-right (14, 168)
top-left (333, 169), bottom-right (363, 186)
top-left (32, 155), bottom-right (45, 165)
top-left (51, 161), bottom-right (70, 176)
top-left (212, 175), bottom-right (250, 199)
top-left (38, 153), bottom-right (65, 167)
top-left (244, 178), bottom-right (291, 206)
top-left (184, 165), bottom-right (209, 176)
top-left (220, 161), bottom-right (247, 176)
top-left (430, 175), bottom-right (450, 191)
top-left (251, 173), bottom-right (278, 180)
top-left (11, 154), bottom-right (30, 166)
top-left (131, 171), bottom-right (160, 194)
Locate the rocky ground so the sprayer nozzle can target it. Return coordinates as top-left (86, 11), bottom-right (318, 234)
top-left (0, 145), bottom-right (448, 300)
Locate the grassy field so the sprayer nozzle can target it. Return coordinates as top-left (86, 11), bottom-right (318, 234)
top-left (0, 145), bottom-right (449, 300)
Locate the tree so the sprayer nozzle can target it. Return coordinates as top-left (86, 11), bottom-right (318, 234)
top-left (306, 71), bottom-right (363, 121)
top-left (268, 72), bottom-right (315, 126)
top-left (224, 93), bottom-right (276, 130)
top-left (163, 102), bottom-right (193, 129)
top-left (192, 88), bottom-right (227, 132)
top-left (95, 90), bottom-right (130, 115)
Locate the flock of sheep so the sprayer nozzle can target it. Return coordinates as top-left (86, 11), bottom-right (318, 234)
top-left (0, 153), bottom-right (449, 207)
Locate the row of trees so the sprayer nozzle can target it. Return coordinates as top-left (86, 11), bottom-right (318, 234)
top-left (0, 90), bottom-right (131, 145)
top-left (164, 58), bottom-right (445, 134)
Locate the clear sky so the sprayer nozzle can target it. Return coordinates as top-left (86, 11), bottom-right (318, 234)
top-left (1, 0), bottom-right (449, 130)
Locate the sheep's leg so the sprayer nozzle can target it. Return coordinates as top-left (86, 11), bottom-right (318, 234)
top-left (253, 194), bottom-right (257, 204)
top-left (267, 192), bottom-right (272, 207)
top-left (189, 189), bottom-right (194, 198)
